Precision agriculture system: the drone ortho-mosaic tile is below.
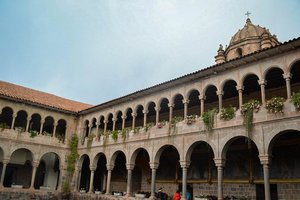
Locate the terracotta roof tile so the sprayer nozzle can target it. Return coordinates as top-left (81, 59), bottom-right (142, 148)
top-left (0, 81), bottom-right (92, 113)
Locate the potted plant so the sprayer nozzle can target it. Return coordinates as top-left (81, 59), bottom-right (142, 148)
top-left (186, 115), bottom-right (197, 125)
top-left (292, 90), bottom-right (300, 110)
top-left (220, 105), bottom-right (236, 121)
top-left (29, 130), bottom-right (38, 138)
top-left (156, 121), bottom-right (166, 128)
top-left (265, 96), bottom-right (285, 114)
top-left (241, 99), bottom-right (261, 133)
top-left (171, 116), bottom-right (183, 126)
top-left (111, 130), bottom-right (118, 142)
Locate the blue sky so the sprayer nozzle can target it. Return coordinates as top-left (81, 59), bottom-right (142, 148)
top-left (0, 0), bottom-right (299, 105)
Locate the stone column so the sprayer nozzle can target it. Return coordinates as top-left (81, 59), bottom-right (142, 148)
top-left (259, 155), bottom-right (271, 200)
top-left (39, 119), bottom-right (45, 135)
top-left (183, 100), bottom-right (189, 119)
top-left (217, 91), bottom-right (223, 112)
top-left (57, 165), bottom-right (64, 191)
top-left (103, 120), bottom-right (108, 134)
top-left (168, 103), bottom-right (174, 123)
top-left (236, 85), bottom-right (244, 109)
top-left (25, 117), bottom-right (30, 132)
top-left (126, 164), bottom-right (135, 197)
top-left (258, 80), bottom-right (267, 105)
top-left (199, 95), bottom-right (205, 116)
top-left (88, 165), bottom-right (96, 193)
top-left (131, 113), bottom-right (137, 130)
top-left (88, 124), bottom-right (92, 136)
top-left (155, 106), bottom-right (160, 125)
top-left (105, 164), bottom-right (114, 195)
top-left (214, 158), bottom-right (225, 200)
top-left (143, 110), bottom-right (148, 127)
top-left (0, 159), bottom-right (9, 187)
top-left (112, 118), bottom-right (116, 131)
top-left (95, 122), bottom-right (99, 136)
top-left (11, 114), bottom-right (17, 129)
top-left (283, 73), bottom-right (292, 100)
top-left (180, 161), bottom-right (190, 200)
top-left (121, 115), bottom-right (126, 130)
top-left (52, 121), bottom-right (57, 137)
top-left (74, 166), bottom-right (81, 192)
top-left (149, 162), bottom-right (159, 198)
top-left (30, 161), bottom-right (39, 189)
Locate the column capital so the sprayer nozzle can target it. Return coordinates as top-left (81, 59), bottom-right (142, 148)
top-left (258, 79), bottom-right (267, 85)
top-left (121, 115), bottom-right (127, 120)
top-left (283, 72), bottom-right (291, 79)
top-left (236, 85), bottom-right (244, 91)
top-left (126, 163), bottom-right (135, 170)
top-left (131, 113), bottom-right (137, 117)
top-left (216, 90), bottom-right (224, 96)
top-left (2, 158), bottom-right (9, 165)
top-left (106, 164), bottom-right (114, 171)
top-left (143, 110), bottom-right (149, 114)
top-left (32, 160), bottom-right (40, 168)
top-left (214, 158), bottom-right (226, 167)
top-left (149, 162), bottom-right (159, 169)
top-left (179, 161), bottom-right (191, 168)
top-left (182, 99), bottom-right (190, 104)
top-left (199, 95), bottom-right (206, 100)
top-left (259, 154), bottom-right (272, 165)
top-left (103, 120), bottom-right (108, 124)
top-left (168, 103), bottom-right (174, 108)
top-left (89, 165), bottom-right (96, 171)
top-left (154, 106), bottom-right (161, 112)
top-left (112, 118), bottom-right (117, 122)
top-left (12, 113), bottom-right (17, 118)
top-left (40, 119), bottom-right (45, 124)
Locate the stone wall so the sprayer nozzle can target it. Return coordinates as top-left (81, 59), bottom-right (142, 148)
top-left (278, 183), bottom-right (300, 200)
top-left (0, 190), bottom-right (58, 200)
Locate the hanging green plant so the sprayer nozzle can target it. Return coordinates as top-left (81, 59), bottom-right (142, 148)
top-left (171, 116), bottom-right (183, 126)
top-left (29, 130), bottom-right (38, 138)
top-left (292, 90), bottom-right (300, 110)
top-left (202, 108), bottom-right (217, 131)
top-left (241, 99), bottom-right (261, 133)
top-left (67, 134), bottom-right (79, 174)
top-left (144, 122), bottom-right (154, 132)
top-left (121, 128), bottom-right (130, 142)
top-left (265, 96), bottom-right (285, 114)
top-left (220, 105), bottom-right (236, 121)
top-left (111, 130), bottom-right (118, 142)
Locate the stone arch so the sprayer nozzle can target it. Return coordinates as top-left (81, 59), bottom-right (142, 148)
top-left (42, 116), bottom-right (55, 135)
top-left (289, 59), bottom-right (300, 93)
top-left (0, 106), bottom-right (14, 129)
top-left (186, 88), bottom-right (201, 99)
top-left (135, 105), bottom-right (144, 128)
top-left (203, 84), bottom-right (218, 111)
top-left (129, 147), bottom-right (150, 165)
top-left (158, 97), bottom-right (169, 122)
top-left (109, 150), bottom-right (127, 166)
top-left (83, 120), bottom-right (89, 137)
top-left (56, 119), bottom-right (67, 142)
top-left (222, 79), bottom-right (239, 108)
top-left (79, 154), bottom-right (91, 191)
top-left (262, 65), bottom-right (284, 80)
top-left (153, 144), bottom-right (182, 164)
top-left (124, 107), bottom-right (133, 129)
top-left (242, 73), bottom-right (261, 103)
top-left (14, 110), bottom-right (28, 131)
top-left (146, 101), bottom-right (156, 125)
top-left (115, 110), bottom-right (123, 130)
top-left (90, 118), bottom-right (97, 135)
top-left (172, 93), bottom-right (184, 118)
top-left (185, 141), bottom-right (215, 163)
top-left (106, 113), bottom-right (114, 131)
top-left (29, 113), bottom-right (41, 133)
top-left (110, 150), bottom-right (127, 192)
top-left (93, 152), bottom-right (107, 192)
top-left (98, 115), bottom-right (105, 134)
top-left (264, 66), bottom-right (286, 100)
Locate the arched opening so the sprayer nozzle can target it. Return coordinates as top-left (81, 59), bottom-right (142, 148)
top-left (135, 105), bottom-right (144, 128)
top-left (115, 111), bottom-right (123, 131)
top-left (268, 130), bottom-right (300, 199)
top-left (14, 110), bottom-right (27, 131)
top-left (0, 107), bottom-right (13, 129)
top-left (265, 67), bottom-right (286, 100)
top-left (222, 80), bottom-right (239, 108)
top-left (34, 152), bottom-right (60, 190)
top-left (156, 145), bottom-right (180, 195)
top-left (159, 98), bottom-right (169, 122)
top-left (98, 116), bottom-right (105, 135)
top-left (90, 118), bottom-right (97, 135)
top-left (236, 47), bottom-right (243, 57)
top-left (187, 142), bottom-right (216, 198)
top-left (204, 85), bottom-right (218, 111)
top-left (173, 94), bottom-right (184, 118)
top-left (56, 119), bottom-right (66, 142)
top-left (243, 74), bottom-right (260, 103)
top-left (0, 148), bottom-right (4, 182)
top-left (29, 113), bottom-right (41, 133)
top-left (132, 148), bottom-right (150, 194)
top-left (42, 116), bottom-right (54, 136)
top-left (290, 61), bottom-right (300, 93)
top-left (111, 151), bottom-right (127, 194)
top-left (94, 154), bottom-right (107, 193)
top-left (84, 120), bottom-right (89, 137)
top-left (106, 113), bottom-right (113, 132)
top-left (79, 155), bottom-right (91, 192)
top-left (125, 108), bottom-right (133, 129)
top-left (223, 137), bottom-right (261, 198)
top-left (187, 90), bottom-right (200, 116)
top-left (147, 102), bottom-right (156, 125)
top-left (4, 148), bottom-right (33, 188)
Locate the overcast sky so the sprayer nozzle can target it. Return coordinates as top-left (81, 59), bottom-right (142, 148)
top-left (0, 0), bottom-right (299, 105)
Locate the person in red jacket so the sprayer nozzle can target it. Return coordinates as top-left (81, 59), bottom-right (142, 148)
top-left (173, 190), bottom-right (181, 200)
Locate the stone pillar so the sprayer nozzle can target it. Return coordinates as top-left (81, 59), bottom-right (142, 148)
top-left (0, 159), bottom-right (9, 187)
top-left (236, 85), bottom-right (244, 109)
top-left (131, 113), bottom-right (137, 130)
top-left (149, 162), bottom-right (159, 198)
top-left (143, 110), bottom-right (148, 127)
top-left (214, 158), bottom-right (225, 200)
top-left (217, 91), bottom-right (223, 112)
top-left (258, 80), bottom-right (267, 105)
top-left (88, 165), bottom-right (96, 193)
top-left (155, 106), bottom-right (160, 125)
top-left (95, 122), bottom-right (99, 135)
top-left (121, 115), bottom-right (126, 130)
top-left (74, 166), bottom-right (81, 192)
top-left (199, 95), bottom-right (205, 116)
top-left (105, 164), bottom-right (114, 195)
top-left (30, 161), bottom-right (39, 189)
top-left (126, 164), bottom-right (135, 197)
top-left (52, 121), bottom-right (57, 137)
top-left (88, 124), bottom-right (92, 136)
top-left (103, 120), bottom-right (108, 134)
top-left (283, 73), bottom-right (292, 100)
top-left (57, 165), bottom-right (64, 191)
top-left (180, 161), bottom-right (190, 200)
top-left (11, 114), bottom-right (17, 129)
top-left (25, 117), bottom-right (30, 132)
top-left (183, 100), bottom-right (189, 119)
top-left (112, 118), bottom-right (116, 131)
top-left (168, 103), bottom-right (174, 123)
top-left (39, 119), bottom-right (45, 135)
top-left (259, 155), bottom-right (271, 200)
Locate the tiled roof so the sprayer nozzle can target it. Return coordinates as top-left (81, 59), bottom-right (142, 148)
top-left (0, 81), bottom-right (92, 113)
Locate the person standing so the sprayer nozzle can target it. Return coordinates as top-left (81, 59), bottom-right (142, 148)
top-left (173, 190), bottom-right (181, 200)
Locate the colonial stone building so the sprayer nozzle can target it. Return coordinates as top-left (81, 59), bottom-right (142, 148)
top-left (0, 18), bottom-right (299, 200)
